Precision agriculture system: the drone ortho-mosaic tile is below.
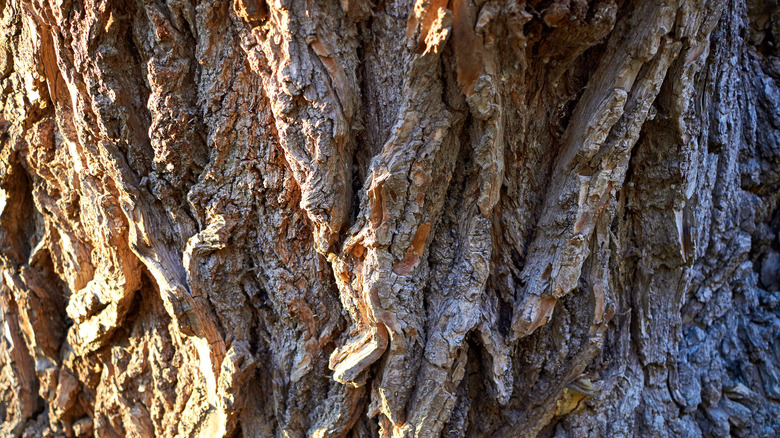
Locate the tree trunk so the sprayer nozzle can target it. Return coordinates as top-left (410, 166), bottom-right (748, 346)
top-left (0, 0), bottom-right (778, 436)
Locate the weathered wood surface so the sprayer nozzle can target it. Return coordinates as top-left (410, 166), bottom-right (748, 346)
top-left (0, 0), bottom-right (779, 437)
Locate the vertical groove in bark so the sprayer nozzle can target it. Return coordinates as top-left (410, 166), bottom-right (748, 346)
top-left (1, 0), bottom-right (779, 437)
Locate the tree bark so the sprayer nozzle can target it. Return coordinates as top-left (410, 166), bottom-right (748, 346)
top-left (1, 0), bottom-right (779, 437)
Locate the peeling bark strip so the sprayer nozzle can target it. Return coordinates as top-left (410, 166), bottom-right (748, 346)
top-left (1, 0), bottom-right (780, 437)
top-left (511, 0), bottom-right (684, 339)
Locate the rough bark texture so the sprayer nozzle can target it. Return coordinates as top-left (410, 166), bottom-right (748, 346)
top-left (1, 0), bottom-right (779, 437)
